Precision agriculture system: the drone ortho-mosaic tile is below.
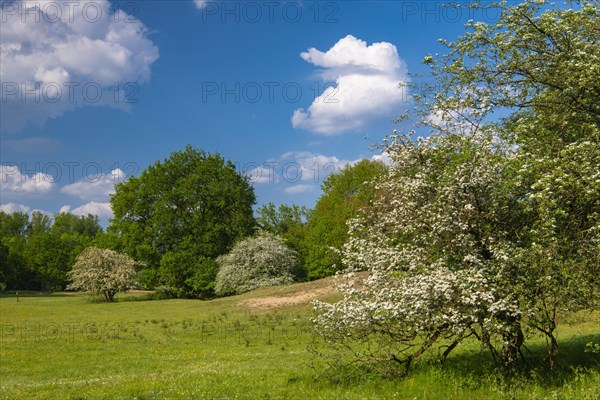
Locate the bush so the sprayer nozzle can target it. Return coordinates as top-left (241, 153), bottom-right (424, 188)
top-left (67, 247), bottom-right (138, 302)
top-left (215, 232), bottom-right (299, 296)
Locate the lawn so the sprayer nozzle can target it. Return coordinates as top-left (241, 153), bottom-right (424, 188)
top-left (1, 280), bottom-right (598, 399)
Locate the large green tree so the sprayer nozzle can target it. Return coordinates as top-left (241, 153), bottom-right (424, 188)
top-left (303, 159), bottom-right (387, 279)
top-left (109, 145), bottom-right (256, 297)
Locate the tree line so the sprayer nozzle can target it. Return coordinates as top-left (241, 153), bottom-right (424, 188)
top-left (0, 211), bottom-right (102, 291)
top-left (0, 150), bottom-right (385, 295)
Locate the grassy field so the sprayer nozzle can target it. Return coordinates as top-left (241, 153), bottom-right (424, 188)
top-left (1, 279), bottom-right (598, 400)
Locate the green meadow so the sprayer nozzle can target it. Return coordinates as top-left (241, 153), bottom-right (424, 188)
top-left (1, 280), bottom-right (599, 400)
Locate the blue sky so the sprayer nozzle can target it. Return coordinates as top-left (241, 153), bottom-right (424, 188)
top-left (0, 0), bottom-right (500, 224)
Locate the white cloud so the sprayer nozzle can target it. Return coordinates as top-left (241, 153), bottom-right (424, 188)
top-left (284, 184), bottom-right (315, 195)
top-left (280, 151), bottom-right (354, 183)
top-left (246, 166), bottom-right (279, 184)
top-left (0, 203), bottom-right (31, 213)
top-left (244, 152), bottom-right (353, 185)
top-left (71, 201), bottom-right (112, 217)
top-left (0, 165), bottom-right (55, 195)
top-left (292, 35), bottom-right (408, 135)
top-left (371, 151), bottom-right (393, 166)
top-left (0, 0), bottom-right (159, 132)
top-left (245, 151), bottom-right (387, 190)
top-left (59, 205), bottom-right (71, 213)
top-left (60, 168), bottom-right (125, 201)
top-left (194, 0), bottom-right (209, 9)
top-left (0, 202), bottom-right (53, 217)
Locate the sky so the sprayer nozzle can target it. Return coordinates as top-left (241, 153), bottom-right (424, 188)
top-left (0, 0), bottom-right (503, 225)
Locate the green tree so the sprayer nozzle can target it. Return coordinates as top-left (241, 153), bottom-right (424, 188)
top-left (422, 0), bottom-right (600, 367)
top-left (256, 202), bottom-right (309, 235)
top-left (52, 213), bottom-right (102, 237)
top-left (27, 211), bottom-right (51, 236)
top-left (0, 211), bottom-right (29, 289)
top-left (303, 159), bottom-right (387, 279)
top-left (0, 211), bottom-right (104, 291)
top-left (256, 202), bottom-right (310, 278)
top-left (109, 145), bottom-right (256, 297)
top-left (0, 211), bottom-right (29, 237)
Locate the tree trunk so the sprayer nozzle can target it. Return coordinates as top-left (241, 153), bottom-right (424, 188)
top-left (501, 323), bottom-right (524, 371)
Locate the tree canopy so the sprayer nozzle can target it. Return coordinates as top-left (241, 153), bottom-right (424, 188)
top-left (0, 211), bottom-right (102, 291)
top-left (303, 159), bottom-right (387, 279)
top-left (109, 145), bottom-right (256, 297)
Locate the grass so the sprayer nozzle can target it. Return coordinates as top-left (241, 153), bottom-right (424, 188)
top-left (0, 280), bottom-right (598, 399)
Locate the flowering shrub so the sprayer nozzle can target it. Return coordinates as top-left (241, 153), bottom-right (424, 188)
top-left (215, 233), bottom-right (299, 296)
top-left (313, 129), bottom-right (525, 375)
top-left (312, 0), bottom-right (599, 375)
top-left (67, 247), bottom-right (138, 302)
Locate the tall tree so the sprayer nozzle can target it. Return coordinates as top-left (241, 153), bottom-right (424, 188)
top-left (303, 159), bottom-right (387, 279)
top-left (27, 211), bottom-right (51, 236)
top-left (0, 211), bottom-right (29, 237)
top-left (109, 145), bottom-right (256, 297)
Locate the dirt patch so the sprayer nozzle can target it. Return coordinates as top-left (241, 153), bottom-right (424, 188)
top-left (239, 286), bottom-right (335, 310)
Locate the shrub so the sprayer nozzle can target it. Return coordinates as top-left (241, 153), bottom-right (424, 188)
top-left (215, 232), bottom-right (298, 296)
top-left (67, 247), bottom-right (138, 302)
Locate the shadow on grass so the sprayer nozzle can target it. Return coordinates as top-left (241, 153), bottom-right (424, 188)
top-left (311, 333), bottom-right (600, 391)
top-left (427, 333), bottom-right (600, 389)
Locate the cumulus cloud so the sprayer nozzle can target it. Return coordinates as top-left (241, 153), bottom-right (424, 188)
top-left (371, 151), bottom-right (393, 166)
top-left (280, 151), bottom-right (354, 183)
top-left (246, 166), bottom-right (279, 184)
top-left (0, 203), bottom-right (31, 213)
top-left (284, 184), bottom-right (315, 195)
top-left (244, 152), bottom-right (353, 186)
top-left (60, 168), bottom-right (125, 201)
top-left (292, 35), bottom-right (408, 135)
top-left (71, 201), bottom-right (112, 217)
top-left (0, 165), bottom-right (55, 195)
top-left (0, 0), bottom-right (159, 132)
top-left (0, 202), bottom-right (53, 217)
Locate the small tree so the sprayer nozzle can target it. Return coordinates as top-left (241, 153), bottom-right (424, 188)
top-left (67, 247), bottom-right (138, 302)
top-left (215, 233), bottom-right (298, 296)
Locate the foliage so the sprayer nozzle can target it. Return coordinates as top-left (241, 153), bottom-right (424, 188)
top-left (67, 246), bottom-right (138, 302)
top-left (303, 159), bottom-right (387, 279)
top-left (256, 202), bottom-right (310, 278)
top-left (0, 211), bottom-right (102, 291)
top-left (313, 0), bottom-right (599, 376)
top-left (215, 232), bottom-right (299, 296)
top-left (256, 202), bottom-right (309, 236)
top-left (109, 145), bottom-right (256, 297)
